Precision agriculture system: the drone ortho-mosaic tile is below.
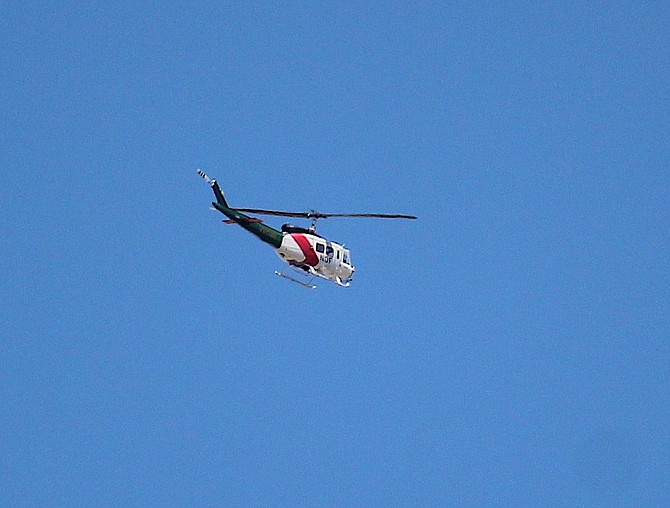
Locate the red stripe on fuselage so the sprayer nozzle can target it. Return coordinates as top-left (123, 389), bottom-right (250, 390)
top-left (291, 234), bottom-right (319, 267)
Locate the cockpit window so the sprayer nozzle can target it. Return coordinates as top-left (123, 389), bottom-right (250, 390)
top-left (343, 252), bottom-right (350, 265)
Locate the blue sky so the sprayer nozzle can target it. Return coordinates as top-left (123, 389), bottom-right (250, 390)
top-left (1, 2), bottom-right (668, 506)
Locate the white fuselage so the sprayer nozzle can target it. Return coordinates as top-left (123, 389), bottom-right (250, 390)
top-left (275, 232), bottom-right (355, 284)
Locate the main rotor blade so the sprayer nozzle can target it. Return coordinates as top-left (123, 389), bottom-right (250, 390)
top-left (233, 209), bottom-right (417, 220)
top-left (313, 213), bottom-right (418, 220)
top-left (233, 208), bottom-right (312, 218)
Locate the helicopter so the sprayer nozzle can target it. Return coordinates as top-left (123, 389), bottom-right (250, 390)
top-left (197, 169), bottom-right (416, 288)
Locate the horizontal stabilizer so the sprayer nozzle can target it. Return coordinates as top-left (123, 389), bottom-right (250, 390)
top-left (223, 218), bottom-right (264, 224)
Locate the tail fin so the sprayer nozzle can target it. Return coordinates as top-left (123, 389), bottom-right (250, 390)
top-left (197, 169), bottom-right (229, 207)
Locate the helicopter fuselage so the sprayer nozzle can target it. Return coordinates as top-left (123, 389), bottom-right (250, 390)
top-left (275, 232), bottom-right (355, 286)
top-left (210, 199), bottom-right (355, 286)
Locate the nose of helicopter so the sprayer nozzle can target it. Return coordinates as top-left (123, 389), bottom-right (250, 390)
top-left (340, 265), bottom-right (355, 286)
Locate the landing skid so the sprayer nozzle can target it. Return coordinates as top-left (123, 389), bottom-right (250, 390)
top-left (274, 271), bottom-right (317, 289)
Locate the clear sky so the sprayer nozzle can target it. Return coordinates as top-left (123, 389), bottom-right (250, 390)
top-left (2, 2), bottom-right (668, 506)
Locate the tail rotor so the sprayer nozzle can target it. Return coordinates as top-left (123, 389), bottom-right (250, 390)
top-left (197, 168), bottom-right (213, 184)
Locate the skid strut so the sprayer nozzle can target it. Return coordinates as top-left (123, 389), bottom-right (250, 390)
top-left (274, 271), bottom-right (317, 289)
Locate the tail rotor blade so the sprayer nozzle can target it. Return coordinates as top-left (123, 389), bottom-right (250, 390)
top-left (197, 168), bottom-right (213, 184)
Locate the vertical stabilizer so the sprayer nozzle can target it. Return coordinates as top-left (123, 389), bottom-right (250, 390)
top-left (197, 169), bottom-right (228, 207)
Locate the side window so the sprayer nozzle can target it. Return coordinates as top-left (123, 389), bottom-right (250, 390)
top-left (316, 243), bottom-right (325, 253)
top-left (326, 245), bottom-right (334, 257)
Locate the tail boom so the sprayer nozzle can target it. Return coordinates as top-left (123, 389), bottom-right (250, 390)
top-left (199, 169), bottom-right (284, 248)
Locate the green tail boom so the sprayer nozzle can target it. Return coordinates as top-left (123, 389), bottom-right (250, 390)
top-left (198, 169), bottom-right (283, 248)
top-left (211, 201), bottom-right (283, 248)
